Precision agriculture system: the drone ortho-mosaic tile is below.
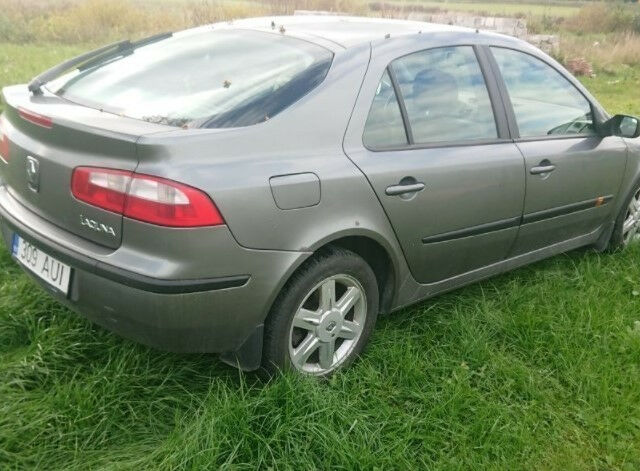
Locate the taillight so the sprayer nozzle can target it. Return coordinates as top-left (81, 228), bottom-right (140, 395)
top-left (18, 107), bottom-right (53, 129)
top-left (71, 167), bottom-right (130, 213)
top-left (125, 174), bottom-right (224, 227)
top-left (71, 167), bottom-right (224, 227)
top-left (0, 125), bottom-right (8, 163)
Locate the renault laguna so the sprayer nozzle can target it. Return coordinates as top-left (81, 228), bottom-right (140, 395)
top-left (1, 16), bottom-right (639, 376)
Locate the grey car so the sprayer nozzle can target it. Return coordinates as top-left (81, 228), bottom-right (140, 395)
top-left (1, 16), bottom-right (639, 376)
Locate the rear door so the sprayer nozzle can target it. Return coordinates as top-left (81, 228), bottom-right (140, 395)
top-left (487, 47), bottom-right (628, 255)
top-left (344, 43), bottom-right (526, 284)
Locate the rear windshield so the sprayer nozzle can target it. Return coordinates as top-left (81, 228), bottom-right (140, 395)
top-left (48, 30), bottom-right (333, 128)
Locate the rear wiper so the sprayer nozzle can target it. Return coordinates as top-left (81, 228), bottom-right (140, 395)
top-left (28, 32), bottom-right (173, 95)
top-left (77, 32), bottom-right (174, 73)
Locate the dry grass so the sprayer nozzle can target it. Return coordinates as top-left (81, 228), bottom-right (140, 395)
top-left (0, 0), bottom-right (259, 43)
top-left (0, 0), bottom-right (639, 69)
top-left (269, 0), bottom-right (367, 14)
top-left (0, 0), bottom-right (367, 43)
top-left (564, 3), bottom-right (640, 35)
top-left (558, 32), bottom-right (640, 70)
top-left (30, 0), bottom-right (179, 43)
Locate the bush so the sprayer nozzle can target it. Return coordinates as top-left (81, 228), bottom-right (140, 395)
top-left (564, 3), bottom-right (637, 35)
top-left (633, 13), bottom-right (640, 34)
top-left (527, 14), bottom-right (564, 34)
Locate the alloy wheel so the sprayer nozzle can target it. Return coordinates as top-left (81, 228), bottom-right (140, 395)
top-left (288, 274), bottom-right (367, 375)
top-left (623, 188), bottom-right (640, 245)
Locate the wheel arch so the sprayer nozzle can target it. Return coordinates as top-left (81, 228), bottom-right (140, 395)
top-left (323, 235), bottom-right (396, 315)
top-left (265, 229), bottom-right (401, 334)
top-left (220, 229), bottom-right (402, 371)
top-left (306, 228), bottom-right (403, 314)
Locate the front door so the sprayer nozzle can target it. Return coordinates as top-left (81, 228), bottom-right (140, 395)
top-left (345, 45), bottom-right (525, 284)
top-left (488, 47), bottom-right (628, 254)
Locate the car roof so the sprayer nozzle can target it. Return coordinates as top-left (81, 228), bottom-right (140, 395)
top-left (227, 15), bottom-right (515, 49)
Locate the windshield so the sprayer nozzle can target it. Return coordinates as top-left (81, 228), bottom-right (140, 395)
top-left (48, 29), bottom-right (333, 128)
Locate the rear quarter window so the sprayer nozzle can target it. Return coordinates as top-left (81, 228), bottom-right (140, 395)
top-left (48, 30), bottom-right (333, 129)
top-left (363, 70), bottom-right (408, 149)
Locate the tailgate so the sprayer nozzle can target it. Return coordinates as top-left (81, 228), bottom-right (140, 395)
top-left (0, 85), bottom-right (170, 249)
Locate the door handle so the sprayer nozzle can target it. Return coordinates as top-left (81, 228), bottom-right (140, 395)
top-left (530, 164), bottom-right (556, 175)
top-left (385, 181), bottom-right (425, 196)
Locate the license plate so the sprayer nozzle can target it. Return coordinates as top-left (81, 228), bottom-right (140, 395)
top-left (12, 234), bottom-right (71, 295)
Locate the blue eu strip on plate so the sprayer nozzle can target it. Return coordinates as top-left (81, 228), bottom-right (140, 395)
top-left (11, 233), bottom-right (19, 255)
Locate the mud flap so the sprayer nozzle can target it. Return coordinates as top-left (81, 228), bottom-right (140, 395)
top-left (219, 324), bottom-right (264, 371)
top-left (593, 220), bottom-right (615, 252)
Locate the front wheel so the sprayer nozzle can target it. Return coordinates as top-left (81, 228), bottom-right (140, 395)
top-left (262, 248), bottom-right (379, 377)
top-left (609, 184), bottom-right (640, 250)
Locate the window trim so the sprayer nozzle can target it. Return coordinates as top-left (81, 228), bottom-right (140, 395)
top-left (486, 45), bottom-right (599, 142)
top-left (387, 65), bottom-right (414, 145)
top-left (360, 67), bottom-right (411, 150)
top-left (365, 137), bottom-right (514, 153)
top-left (362, 44), bottom-right (509, 153)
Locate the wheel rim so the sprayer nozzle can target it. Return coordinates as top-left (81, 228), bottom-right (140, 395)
top-left (288, 274), bottom-right (367, 375)
top-left (623, 188), bottom-right (640, 246)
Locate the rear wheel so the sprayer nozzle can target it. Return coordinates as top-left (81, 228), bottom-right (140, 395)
top-left (609, 184), bottom-right (640, 250)
top-left (262, 248), bottom-right (379, 377)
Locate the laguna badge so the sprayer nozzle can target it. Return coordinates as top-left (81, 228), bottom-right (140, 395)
top-left (80, 214), bottom-right (117, 237)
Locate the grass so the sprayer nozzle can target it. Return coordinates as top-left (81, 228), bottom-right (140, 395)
top-left (388, 0), bottom-right (582, 18)
top-left (1, 39), bottom-right (640, 468)
top-left (579, 66), bottom-right (640, 117)
top-left (559, 34), bottom-right (640, 72)
top-left (0, 44), bottom-right (86, 114)
top-left (3, 230), bottom-right (640, 468)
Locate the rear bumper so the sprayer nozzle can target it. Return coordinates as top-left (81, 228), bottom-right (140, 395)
top-left (0, 184), bottom-right (310, 360)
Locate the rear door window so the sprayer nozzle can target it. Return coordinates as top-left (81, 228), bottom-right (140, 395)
top-left (391, 46), bottom-right (498, 145)
top-left (49, 30), bottom-right (333, 128)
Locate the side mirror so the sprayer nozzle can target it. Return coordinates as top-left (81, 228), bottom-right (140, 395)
top-left (601, 114), bottom-right (640, 138)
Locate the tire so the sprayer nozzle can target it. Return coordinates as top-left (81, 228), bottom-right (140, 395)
top-left (262, 247), bottom-right (379, 377)
top-left (608, 182), bottom-right (640, 251)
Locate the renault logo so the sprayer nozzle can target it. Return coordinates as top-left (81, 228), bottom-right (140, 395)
top-left (26, 156), bottom-right (40, 193)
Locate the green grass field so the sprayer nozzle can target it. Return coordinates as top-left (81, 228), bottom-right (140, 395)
top-left (1, 42), bottom-right (640, 469)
